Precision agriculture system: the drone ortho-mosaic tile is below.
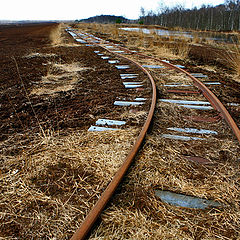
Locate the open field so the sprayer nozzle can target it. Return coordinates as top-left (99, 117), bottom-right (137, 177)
top-left (0, 23), bottom-right (240, 239)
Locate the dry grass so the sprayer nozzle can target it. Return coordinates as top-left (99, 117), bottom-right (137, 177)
top-left (30, 62), bottom-right (89, 96)
top-left (223, 37), bottom-right (240, 80)
top-left (87, 90), bottom-right (240, 240)
top-left (2, 22), bottom-right (239, 239)
top-left (23, 52), bottom-right (57, 59)
top-left (49, 23), bottom-right (63, 45)
top-left (78, 23), bottom-right (191, 60)
top-left (0, 128), bottom-right (139, 239)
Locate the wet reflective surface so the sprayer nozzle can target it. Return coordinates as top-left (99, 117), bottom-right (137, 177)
top-left (96, 119), bottom-right (126, 126)
top-left (121, 27), bottom-right (235, 43)
top-left (161, 134), bottom-right (205, 141)
top-left (167, 127), bottom-right (218, 135)
top-left (155, 190), bottom-right (221, 209)
top-left (114, 101), bottom-right (144, 106)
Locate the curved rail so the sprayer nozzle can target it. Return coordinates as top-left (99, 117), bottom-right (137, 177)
top-left (69, 29), bottom-right (240, 239)
top-left (115, 45), bottom-right (240, 144)
top-left (70, 35), bottom-right (157, 240)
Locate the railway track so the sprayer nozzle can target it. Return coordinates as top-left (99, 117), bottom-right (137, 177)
top-left (66, 26), bottom-right (240, 239)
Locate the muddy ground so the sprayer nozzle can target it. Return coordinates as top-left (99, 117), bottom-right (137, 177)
top-left (0, 23), bottom-right (150, 142)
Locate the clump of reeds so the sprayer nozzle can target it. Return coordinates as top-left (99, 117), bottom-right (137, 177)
top-left (173, 37), bottom-right (190, 59)
top-left (49, 23), bottom-right (63, 45)
top-left (223, 36), bottom-right (240, 79)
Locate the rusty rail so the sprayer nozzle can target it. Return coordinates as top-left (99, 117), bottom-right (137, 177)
top-left (69, 29), bottom-right (240, 239)
top-left (70, 34), bottom-right (157, 240)
top-left (115, 45), bottom-right (240, 144)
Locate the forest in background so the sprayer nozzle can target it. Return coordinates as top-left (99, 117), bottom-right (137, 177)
top-left (139, 0), bottom-right (240, 31)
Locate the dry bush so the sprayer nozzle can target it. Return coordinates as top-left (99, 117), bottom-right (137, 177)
top-left (49, 23), bottom-right (63, 45)
top-left (174, 38), bottom-right (190, 59)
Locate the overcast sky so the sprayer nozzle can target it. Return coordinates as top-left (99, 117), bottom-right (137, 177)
top-left (1, 0), bottom-right (225, 21)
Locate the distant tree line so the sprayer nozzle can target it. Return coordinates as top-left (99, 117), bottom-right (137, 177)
top-left (78, 15), bottom-right (129, 24)
top-left (139, 0), bottom-right (240, 31)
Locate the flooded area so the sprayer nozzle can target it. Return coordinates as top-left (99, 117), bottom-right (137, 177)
top-left (121, 27), bottom-right (236, 43)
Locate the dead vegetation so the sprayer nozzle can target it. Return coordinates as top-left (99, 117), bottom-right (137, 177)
top-left (86, 69), bottom-right (240, 239)
top-left (0, 128), bottom-right (138, 239)
top-left (222, 37), bottom-right (240, 81)
top-left (49, 23), bottom-right (63, 45)
top-left (31, 62), bottom-right (90, 96)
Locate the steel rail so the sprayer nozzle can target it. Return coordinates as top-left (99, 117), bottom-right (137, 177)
top-left (70, 33), bottom-right (157, 240)
top-left (69, 29), bottom-right (239, 239)
top-left (114, 45), bottom-right (240, 144)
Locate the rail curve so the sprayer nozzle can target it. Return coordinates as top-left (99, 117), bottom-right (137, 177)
top-left (68, 30), bottom-right (157, 240)
top-left (66, 27), bottom-right (240, 239)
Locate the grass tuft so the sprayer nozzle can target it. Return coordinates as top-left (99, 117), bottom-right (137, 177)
top-left (224, 37), bottom-right (240, 79)
top-left (49, 23), bottom-right (63, 45)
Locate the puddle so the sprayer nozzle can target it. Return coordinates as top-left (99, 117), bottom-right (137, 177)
top-left (160, 99), bottom-right (210, 105)
top-left (108, 60), bottom-right (119, 64)
top-left (180, 105), bottom-right (213, 110)
top-left (116, 65), bottom-right (130, 69)
top-left (161, 134), bottom-right (205, 141)
top-left (121, 27), bottom-right (235, 43)
top-left (142, 65), bottom-right (164, 69)
top-left (120, 74), bottom-right (138, 79)
top-left (167, 127), bottom-right (218, 135)
top-left (155, 190), bottom-right (221, 209)
top-left (114, 101), bottom-right (144, 106)
top-left (191, 73), bottom-right (208, 78)
top-left (88, 126), bottom-right (119, 132)
top-left (96, 119), bottom-right (126, 126)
